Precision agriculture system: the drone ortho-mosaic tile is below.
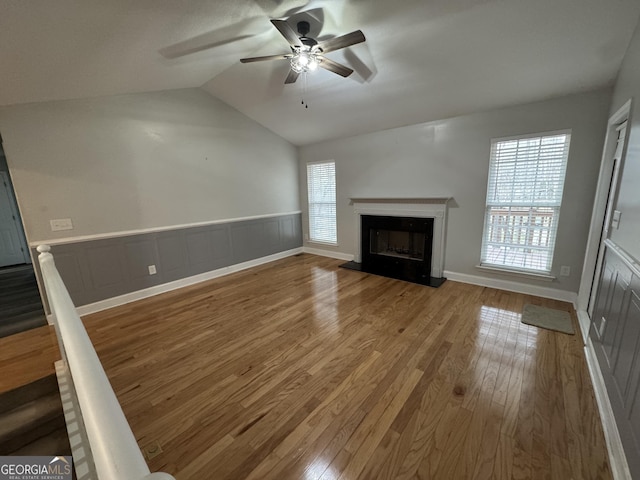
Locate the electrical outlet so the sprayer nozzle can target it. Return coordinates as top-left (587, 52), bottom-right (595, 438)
top-left (560, 266), bottom-right (571, 277)
top-left (50, 218), bottom-right (73, 231)
top-left (148, 265), bottom-right (157, 275)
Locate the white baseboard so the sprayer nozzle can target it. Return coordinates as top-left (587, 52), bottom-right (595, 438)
top-left (302, 246), bottom-right (354, 262)
top-left (576, 309), bottom-right (591, 344)
top-left (584, 338), bottom-right (632, 480)
top-left (75, 247), bottom-right (303, 317)
top-left (443, 270), bottom-right (578, 304)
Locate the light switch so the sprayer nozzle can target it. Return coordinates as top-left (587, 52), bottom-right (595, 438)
top-left (50, 218), bottom-right (73, 231)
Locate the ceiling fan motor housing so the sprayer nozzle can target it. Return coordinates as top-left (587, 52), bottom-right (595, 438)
top-left (296, 21), bottom-right (318, 47)
top-left (296, 21), bottom-right (311, 36)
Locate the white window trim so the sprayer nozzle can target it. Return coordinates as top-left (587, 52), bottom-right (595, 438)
top-left (307, 239), bottom-right (339, 247)
top-left (492, 128), bottom-right (572, 143)
top-left (480, 129), bottom-right (571, 275)
top-left (306, 160), bottom-right (337, 246)
top-left (476, 263), bottom-right (556, 281)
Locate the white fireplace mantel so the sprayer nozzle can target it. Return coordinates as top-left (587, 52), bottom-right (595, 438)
top-left (350, 197), bottom-right (451, 205)
top-left (350, 197), bottom-right (451, 278)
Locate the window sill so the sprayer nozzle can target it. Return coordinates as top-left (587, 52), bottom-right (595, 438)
top-left (476, 264), bottom-right (556, 282)
top-left (307, 240), bottom-right (338, 247)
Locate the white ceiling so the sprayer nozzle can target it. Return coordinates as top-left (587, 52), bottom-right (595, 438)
top-left (1, 0), bottom-right (639, 146)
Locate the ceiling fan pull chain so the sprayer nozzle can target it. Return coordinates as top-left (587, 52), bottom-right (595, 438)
top-left (302, 72), bottom-right (309, 109)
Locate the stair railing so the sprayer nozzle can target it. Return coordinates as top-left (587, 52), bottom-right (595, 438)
top-left (37, 245), bottom-right (175, 480)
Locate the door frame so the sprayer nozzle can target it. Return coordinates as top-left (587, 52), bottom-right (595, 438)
top-left (0, 172), bottom-right (30, 267)
top-left (577, 99), bottom-right (632, 340)
top-left (0, 135), bottom-right (30, 266)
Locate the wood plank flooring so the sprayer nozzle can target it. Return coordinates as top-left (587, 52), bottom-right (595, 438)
top-left (82, 254), bottom-right (612, 479)
top-left (0, 324), bottom-right (59, 393)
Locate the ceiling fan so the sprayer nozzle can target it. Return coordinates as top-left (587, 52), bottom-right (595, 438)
top-left (240, 19), bottom-right (366, 84)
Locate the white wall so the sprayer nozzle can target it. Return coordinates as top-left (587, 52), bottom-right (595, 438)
top-left (299, 89), bottom-right (612, 294)
top-left (609, 19), bottom-right (640, 262)
top-left (0, 88), bottom-right (299, 243)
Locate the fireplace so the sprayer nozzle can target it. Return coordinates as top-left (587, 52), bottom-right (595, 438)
top-left (345, 197), bottom-right (449, 287)
top-left (361, 215), bottom-right (433, 283)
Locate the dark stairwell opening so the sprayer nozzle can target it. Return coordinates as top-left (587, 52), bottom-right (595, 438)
top-left (0, 137), bottom-right (46, 338)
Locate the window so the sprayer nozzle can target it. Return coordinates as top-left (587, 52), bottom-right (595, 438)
top-left (481, 131), bottom-right (571, 273)
top-left (307, 161), bottom-right (337, 244)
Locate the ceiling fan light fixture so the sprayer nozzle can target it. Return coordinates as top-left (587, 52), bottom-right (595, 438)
top-left (298, 53), bottom-right (310, 66)
top-left (290, 50), bottom-right (320, 73)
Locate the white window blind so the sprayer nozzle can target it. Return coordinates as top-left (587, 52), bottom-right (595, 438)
top-left (481, 131), bottom-right (571, 273)
top-left (307, 161), bottom-right (337, 244)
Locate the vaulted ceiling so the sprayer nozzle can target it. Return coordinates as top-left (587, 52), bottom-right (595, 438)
top-left (2, 0), bottom-right (639, 145)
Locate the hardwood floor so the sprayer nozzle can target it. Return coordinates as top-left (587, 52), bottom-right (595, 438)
top-left (0, 324), bottom-right (59, 393)
top-left (82, 254), bottom-right (611, 479)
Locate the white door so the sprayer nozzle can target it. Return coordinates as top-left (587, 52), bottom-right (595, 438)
top-left (0, 171), bottom-right (29, 267)
top-left (587, 121), bottom-right (627, 317)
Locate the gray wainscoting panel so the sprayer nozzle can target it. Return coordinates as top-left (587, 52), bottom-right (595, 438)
top-left (87, 244), bottom-right (127, 290)
top-left (280, 216), bottom-right (296, 246)
top-left (211, 227), bottom-right (232, 263)
top-left (590, 244), bottom-right (640, 478)
top-left (186, 228), bottom-right (215, 272)
top-left (53, 252), bottom-right (86, 296)
top-left (33, 213), bottom-right (301, 307)
top-left (156, 231), bottom-right (188, 283)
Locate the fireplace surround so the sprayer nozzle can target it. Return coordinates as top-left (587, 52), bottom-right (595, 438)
top-left (348, 197), bottom-right (449, 286)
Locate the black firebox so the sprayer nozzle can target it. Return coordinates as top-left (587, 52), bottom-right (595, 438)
top-left (359, 215), bottom-right (444, 287)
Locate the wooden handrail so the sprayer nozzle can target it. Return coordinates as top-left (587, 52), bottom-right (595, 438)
top-left (37, 245), bottom-right (175, 480)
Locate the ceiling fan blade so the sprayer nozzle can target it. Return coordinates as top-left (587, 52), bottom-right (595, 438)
top-left (162, 35), bottom-right (254, 59)
top-left (270, 19), bottom-right (302, 47)
top-left (319, 57), bottom-right (354, 77)
top-left (317, 30), bottom-right (366, 54)
top-left (160, 16), bottom-right (271, 59)
top-left (284, 70), bottom-right (300, 84)
top-left (240, 53), bottom-right (293, 63)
